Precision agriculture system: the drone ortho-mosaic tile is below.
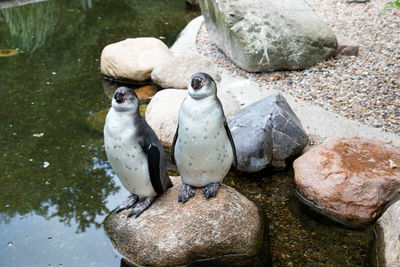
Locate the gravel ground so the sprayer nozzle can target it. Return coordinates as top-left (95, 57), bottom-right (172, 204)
top-left (196, 0), bottom-right (400, 135)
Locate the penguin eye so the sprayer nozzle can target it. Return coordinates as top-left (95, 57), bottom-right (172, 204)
top-left (114, 92), bottom-right (125, 103)
top-left (191, 77), bottom-right (203, 90)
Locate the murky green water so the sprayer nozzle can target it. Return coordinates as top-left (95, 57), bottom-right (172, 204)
top-left (0, 1), bottom-right (375, 266)
top-left (0, 0), bottom-right (198, 266)
top-left (225, 169), bottom-right (374, 266)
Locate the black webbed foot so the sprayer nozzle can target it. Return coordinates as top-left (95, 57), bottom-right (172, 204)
top-left (115, 194), bottom-right (138, 213)
top-left (127, 197), bottom-right (154, 218)
top-left (203, 183), bottom-right (220, 199)
top-left (178, 183), bottom-right (195, 203)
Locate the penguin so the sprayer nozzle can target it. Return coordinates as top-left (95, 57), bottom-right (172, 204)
top-left (171, 73), bottom-right (237, 203)
top-left (104, 86), bottom-right (172, 217)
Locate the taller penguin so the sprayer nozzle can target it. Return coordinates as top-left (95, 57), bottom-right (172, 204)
top-left (172, 73), bottom-right (237, 203)
top-left (104, 86), bottom-right (172, 218)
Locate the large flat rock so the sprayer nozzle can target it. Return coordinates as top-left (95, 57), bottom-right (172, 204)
top-left (104, 176), bottom-right (263, 266)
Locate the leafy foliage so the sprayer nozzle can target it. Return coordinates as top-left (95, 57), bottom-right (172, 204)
top-left (382, 0), bottom-right (400, 13)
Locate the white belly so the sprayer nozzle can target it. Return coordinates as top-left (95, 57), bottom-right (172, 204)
top-left (175, 98), bottom-right (233, 187)
top-left (104, 109), bottom-right (156, 197)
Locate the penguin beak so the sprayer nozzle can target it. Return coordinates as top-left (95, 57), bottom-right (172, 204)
top-left (114, 92), bottom-right (125, 103)
top-left (191, 77), bottom-right (203, 90)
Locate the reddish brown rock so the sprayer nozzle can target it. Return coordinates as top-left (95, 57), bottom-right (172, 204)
top-left (134, 85), bottom-right (157, 103)
top-left (104, 176), bottom-right (263, 266)
top-left (293, 137), bottom-right (400, 228)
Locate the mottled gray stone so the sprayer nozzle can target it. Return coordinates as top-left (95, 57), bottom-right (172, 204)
top-left (228, 94), bottom-right (308, 172)
top-left (104, 176), bottom-right (263, 267)
top-left (375, 200), bottom-right (400, 267)
top-left (199, 0), bottom-right (337, 72)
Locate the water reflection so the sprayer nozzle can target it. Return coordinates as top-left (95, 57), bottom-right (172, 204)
top-left (81, 0), bottom-right (93, 10)
top-left (0, 0), bottom-right (198, 265)
top-left (1, 1), bottom-right (59, 53)
top-left (0, 139), bottom-right (119, 233)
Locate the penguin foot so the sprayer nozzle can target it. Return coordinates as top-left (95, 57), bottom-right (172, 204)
top-left (203, 183), bottom-right (220, 199)
top-left (115, 194), bottom-right (138, 213)
top-left (127, 197), bottom-right (154, 218)
top-left (178, 183), bottom-right (195, 203)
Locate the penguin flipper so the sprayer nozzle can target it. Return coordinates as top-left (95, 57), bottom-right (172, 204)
top-left (171, 124), bottom-right (179, 165)
top-left (224, 121), bottom-right (237, 167)
top-left (142, 143), bottom-right (164, 195)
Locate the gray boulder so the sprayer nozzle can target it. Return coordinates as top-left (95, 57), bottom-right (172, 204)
top-left (228, 94), bottom-right (308, 172)
top-left (104, 176), bottom-right (264, 266)
top-left (199, 0), bottom-right (338, 72)
top-left (374, 200), bottom-right (400, 266)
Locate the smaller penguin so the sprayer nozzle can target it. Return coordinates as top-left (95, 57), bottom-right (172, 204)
top-left (104, 86), bottom-right (172, 218)
top-left (171, 73), bottom-right (237, 203)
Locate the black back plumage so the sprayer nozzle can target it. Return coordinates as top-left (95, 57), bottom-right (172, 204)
top-left (133, 112), bottom-right (172, 194)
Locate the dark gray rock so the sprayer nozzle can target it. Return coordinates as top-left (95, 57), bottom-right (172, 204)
top-left (228, 94), bottom-right (308, 172)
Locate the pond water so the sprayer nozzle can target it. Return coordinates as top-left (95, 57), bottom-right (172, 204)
top-left (0, 1), bottom-right (374, 266)
top-left (0, 0), bottom-right (198, 266)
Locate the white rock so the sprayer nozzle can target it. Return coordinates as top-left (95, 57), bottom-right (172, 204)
top-left (375, 200), bottom-right (400, 266)
top-left (151, 53), bottom-right (220, 89)
top-left (100, 38), bottom-right (172, 82)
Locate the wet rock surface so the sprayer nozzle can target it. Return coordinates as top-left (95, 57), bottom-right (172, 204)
top-left (228, 94), bottom-right (308, 172)
top-left (146, 88), bottom-right (240, 147)
top-left (375, 199), bottom-right (400, 267)
top-left (104, 176), bottom-right (263, 267)
top-left (151, 53), bottom-right (220, 89)
top-left (100, 38), bottom-right (172, 82)
top-left (293, 137), bottom-right (400, 228)
top-left (198, 0), bottom-right (337, 72)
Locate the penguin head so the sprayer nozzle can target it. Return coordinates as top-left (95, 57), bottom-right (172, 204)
top-left (112, 86), bottom-right (139, 112)
top-left (187, 72), bottom-right (217, 99)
